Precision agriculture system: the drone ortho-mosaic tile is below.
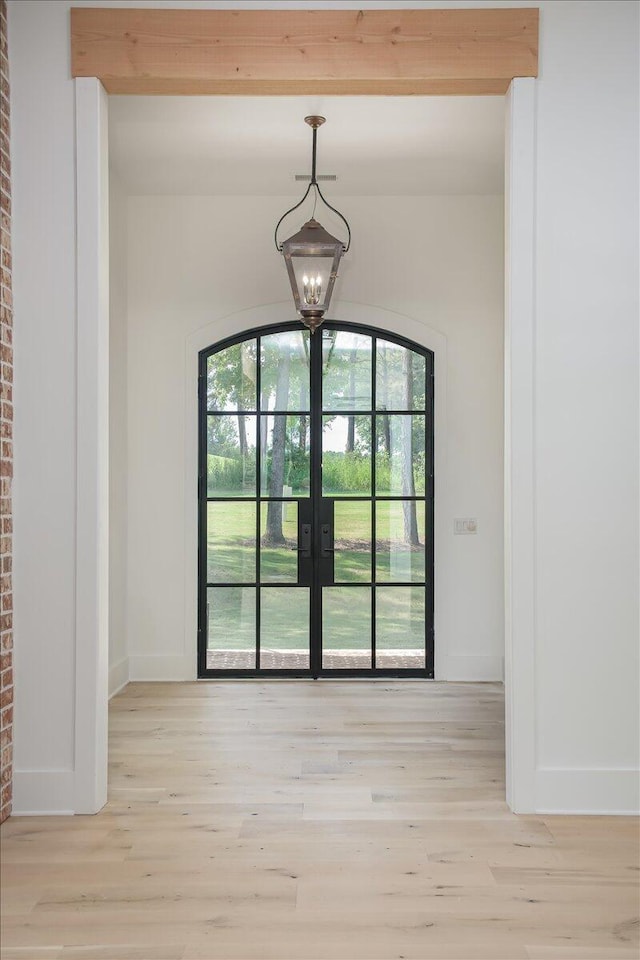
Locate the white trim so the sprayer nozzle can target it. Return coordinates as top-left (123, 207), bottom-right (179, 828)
top-left (184, 300), bottom-right (448, 684)
top-left (108, 657), bottom-right (129, 699)
top-left (12, 770), bottom-right (75, 816)
top-left (74, 78), bottom-right (109, 815)
top-left (439, 655), bottom-right (504, 682)
top-left (504, 78), bottom-right (537, 814)
top-left (535, 768), bottom-right (640, 815)
top-left (129, 655), bottom-right (194, 681)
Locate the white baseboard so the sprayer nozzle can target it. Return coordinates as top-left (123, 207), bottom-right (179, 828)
top-left (128, 654), bottom-right (195, 681)
top-left (535, 767), bottom-right (640, 815)
top-left (12, 769), bottom-right (75, 816)
top-left (437, 654), bottom-right (504, 681)
top-left (108, 656), bottom-right (129, 698)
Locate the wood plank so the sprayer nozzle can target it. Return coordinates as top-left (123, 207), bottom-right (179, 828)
top-left (1, 681), bottom-right (638, 960)
top-left (70, 8), bottom-right (538, 96)
top-left (526, 948), bottom-right (640, 960)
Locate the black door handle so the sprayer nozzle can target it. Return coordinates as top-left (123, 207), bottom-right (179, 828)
top-left (298, 522), bottom-right (312, 559)
top-left (320, 523), bottom-right (334, 558)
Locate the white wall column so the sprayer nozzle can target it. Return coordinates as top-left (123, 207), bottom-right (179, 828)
top-left (74, 78), bottom-right (109, 814)
top-left (504, 77), bottom-right (537, 814)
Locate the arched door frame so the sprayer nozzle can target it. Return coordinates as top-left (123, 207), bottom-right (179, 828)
top-left (197, 318), bottom-right (434, 678)
top-left (188, 303), bottom-right (445, 682)
top-left (73, 78), bottom-right (536, 814)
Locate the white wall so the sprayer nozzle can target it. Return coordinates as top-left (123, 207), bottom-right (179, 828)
top-left (10, 0), bottom-right (79, 812)
top-left (108, 171), bottom-right (128, 698)
top-left (8, 0), bottom-right (639, 814)
top-left (123, 194), bottom-right (504, 682)
top-left (531, 1), bottom-right (639, 811)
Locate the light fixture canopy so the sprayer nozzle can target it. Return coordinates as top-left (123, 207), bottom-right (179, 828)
top-left (275, 116), bottom-right (351, 333)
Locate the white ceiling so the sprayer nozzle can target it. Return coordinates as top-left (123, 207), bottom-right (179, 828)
top-left (108, 95), bottom-right (505, 197)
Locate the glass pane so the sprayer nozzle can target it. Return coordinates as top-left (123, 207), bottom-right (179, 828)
top-left (376, 501), bottom-right (426, 583)
top-left (376, 586), bottom-right (425, 669)
top-left (322, 415), bottom-right (371, 496)
top-left (207, 415), bottom-right (256, 497)
top-left (207, 502), bottom-right (256, 584)
top-left (260, 330), bottom-right (310, 412)
top-left (322, 587), bottom-right (372, 669)
top-left (260, 416), bottom-right (310, 497)
top-left (322, 330), bottom-right (372, 411)
top-left (207, 340), bottom-right (257, 412)
top-left (207, 586), bottom-right (256, 670)
top-left (376, 339), bottom-right (426, 411)
top-left (260, 502), bottom-right (298, 583)
top-left (289, 255), bottom-right (335, 315)
top-left (375, 415), bottom-right (425, 496)
top-left (334, 501), bottom-right (371, 582)
top-left (260, 587), bottom-right (309, 669)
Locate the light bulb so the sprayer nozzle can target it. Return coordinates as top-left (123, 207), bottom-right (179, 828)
top-left (302, 271), bottom-right (322, 307)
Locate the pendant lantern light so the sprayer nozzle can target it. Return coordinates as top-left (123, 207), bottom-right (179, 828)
top-left (274, 116), bottom-right (351, 333)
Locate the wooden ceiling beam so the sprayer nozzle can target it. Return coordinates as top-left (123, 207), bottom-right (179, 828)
top-left (70, 7), bottom-right (538, 96)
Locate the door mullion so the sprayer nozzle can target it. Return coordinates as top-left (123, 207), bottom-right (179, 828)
top-left (255, 334), bottom-right (262, 670)
top-left (309, 329), bottom-right (326, 677)
top-left (371, 336), bottom-right (377, 669)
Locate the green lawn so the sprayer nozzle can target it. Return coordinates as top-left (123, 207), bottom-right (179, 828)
top-left (206, 498), bottom-right (426, 653)
top-left (207, 583), bottom-right (425, 652)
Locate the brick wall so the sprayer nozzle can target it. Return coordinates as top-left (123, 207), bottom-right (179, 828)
top-left (0, 0), bottom-right (12, 825)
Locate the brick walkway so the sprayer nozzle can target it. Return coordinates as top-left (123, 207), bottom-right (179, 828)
top-left (207, 649), bottom-right (425, 670)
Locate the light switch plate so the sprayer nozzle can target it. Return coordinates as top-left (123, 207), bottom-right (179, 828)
top-left (455, 518), bottom-right (478, 535)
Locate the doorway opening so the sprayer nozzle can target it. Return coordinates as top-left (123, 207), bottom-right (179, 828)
top-left (94, 84), bottom-right (529, 814)
top-left (67, 5), bottom-right (538, 816)
top-left (198, 321), bottom-right (434, 677)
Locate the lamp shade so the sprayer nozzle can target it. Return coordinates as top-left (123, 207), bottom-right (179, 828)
top-left (280, 218), bottom-right (345, 332)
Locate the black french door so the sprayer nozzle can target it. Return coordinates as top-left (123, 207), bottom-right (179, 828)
top-left (198, 321), bottom-right (434, 678)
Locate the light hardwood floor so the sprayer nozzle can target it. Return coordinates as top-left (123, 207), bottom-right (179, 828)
top-left (1, 681), bottom-right (638, 960)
